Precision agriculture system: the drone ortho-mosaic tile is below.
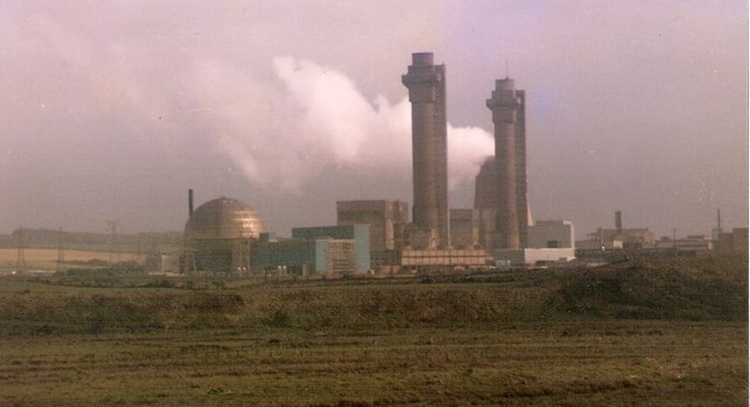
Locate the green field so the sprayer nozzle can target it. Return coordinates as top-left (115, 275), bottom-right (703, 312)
top-left (0, 256), bottom-right (746, 406)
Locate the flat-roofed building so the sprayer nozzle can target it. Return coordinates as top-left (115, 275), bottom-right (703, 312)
top-left (527, 220), bottom-right (575, 249)
top-left (292, 225), bottom-right (371, 273)
top-left (337, 200), bottom-right (408, 266)
top-left (253, 225), bottom-right (371, 276)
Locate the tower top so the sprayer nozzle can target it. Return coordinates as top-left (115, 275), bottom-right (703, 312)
top-left (495, 78), bottom-right (516, 91)
top-left (411, 52), bottom-right (434, 66)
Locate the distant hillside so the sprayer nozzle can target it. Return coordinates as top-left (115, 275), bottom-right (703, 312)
top-left (0, 228), bottom-right (183, 253)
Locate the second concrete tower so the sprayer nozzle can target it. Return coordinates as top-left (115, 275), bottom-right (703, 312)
top-left (486, 78), bottom-right (526, 249)
top-left (402, 52), bottom-right (449, 249)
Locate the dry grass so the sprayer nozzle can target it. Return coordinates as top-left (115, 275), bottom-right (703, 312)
top-left (0, 255), bottom-right (746, 406)
top-left (0, 322), bottom-right (745, 406)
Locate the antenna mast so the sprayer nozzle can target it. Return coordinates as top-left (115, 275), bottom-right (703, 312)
top-left (717, 209), bottom-right (722, 231)
top-left (57, 227), bottom-right (66, 273)
top-left (15, 227), bottom-right (27, 274)
top-left (106, 220), bottom-right (120, 265)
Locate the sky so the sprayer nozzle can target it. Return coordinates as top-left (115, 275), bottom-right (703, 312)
top-left (0, 0), bottom-right (747, 240)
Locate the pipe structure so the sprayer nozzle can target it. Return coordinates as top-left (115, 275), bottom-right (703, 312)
top-left (402, 52), bottom-right (449, 249)
top-left (487, 78), bottom-right (522, 249)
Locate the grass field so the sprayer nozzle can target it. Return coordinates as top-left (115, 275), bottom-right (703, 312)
top-left (0, 255), bottom-right (746, 406)
top-left (1, 322), bottom-right (745, 406)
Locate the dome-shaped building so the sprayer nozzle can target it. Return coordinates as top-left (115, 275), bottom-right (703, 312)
top-left (184, 197), bottom-right (265, 274)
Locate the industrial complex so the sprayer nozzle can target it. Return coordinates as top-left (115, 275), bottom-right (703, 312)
top-left (176, 52), bottom-right (575, 276)
top-left (176, 52), bottom-right (745, 277)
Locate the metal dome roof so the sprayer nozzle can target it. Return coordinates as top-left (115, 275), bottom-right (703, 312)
top-left (185, 197), bottom-right (264, 240)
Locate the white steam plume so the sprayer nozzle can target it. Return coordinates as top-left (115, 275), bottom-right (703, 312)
top-left (212, 56), bottom-right (495, 192)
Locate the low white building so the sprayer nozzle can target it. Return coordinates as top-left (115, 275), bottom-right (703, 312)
top-left (495, 248), bottom-right (576, 266)
top-left (527, 220), bottom-right (575, 249)
top-left (495, 220), bottom-right (576, 266)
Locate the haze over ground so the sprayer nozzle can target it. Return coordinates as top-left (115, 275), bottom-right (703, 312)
top-left (0, 1), bottom-right (746, 239)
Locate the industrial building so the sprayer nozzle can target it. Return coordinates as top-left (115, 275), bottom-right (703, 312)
top-left (291, 225), bottom-right (370, 273)
top-left (572, 211), bottom-right (746, 261)
top-left (183, 194), bottom-right (264, 274)
top-left (253, 224), bottom-right (370, 276)
top-left (577, 211), bottom-right (656, 250)
top-left (495, 220), bottom-right (575, 266)
top-left (716, 228), bottom-right (749, 253)
top-left (399, 249), bottom-right (486, 268)
top-left (449, 209), bottom-right (480, 249)
top-left (174, 52), bottom-right (748, 275)
top-left (653, 235), bottom-right (714, 253)
top-left (181, 53), bottom-right (575, 275)
top-left (336, 200), bottom-right (408, 265)
top-left (182, 187), bottom-right (372, 276)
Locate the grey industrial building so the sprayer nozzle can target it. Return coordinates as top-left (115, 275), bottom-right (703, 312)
top-left (254, 225), bottom-right (371, 276)
top-left (336, 200), bottom-right (408, 266)
top-left (183, 192), bottom-right (370, 276)
top-left (449, 209), bottom-right (480, 249)
top-left (577, 211), bottom-right (656, 250)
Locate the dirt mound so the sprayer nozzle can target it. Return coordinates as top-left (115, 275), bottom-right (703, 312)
top-left (546, 256), bottom-right (747, 320)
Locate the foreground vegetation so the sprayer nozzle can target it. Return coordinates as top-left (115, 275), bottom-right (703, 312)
top-left (0, 256), bottom-right (746, 406)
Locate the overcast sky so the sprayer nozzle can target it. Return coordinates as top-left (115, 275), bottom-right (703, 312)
top-left (1, 1), bottom-right (746, 239)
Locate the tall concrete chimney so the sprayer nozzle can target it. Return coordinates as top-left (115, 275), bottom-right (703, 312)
top-left (487, 78), bottom-right (523, 249)
top-left (615, 210), bottom-right (622, 233)
top-left (188, 189), bottom-right (194, 218)
top-left (402, 52), bottom-right (449, 249)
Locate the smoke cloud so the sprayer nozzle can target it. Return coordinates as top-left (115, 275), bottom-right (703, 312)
top-left (201, 55), bottom-right (494, 193)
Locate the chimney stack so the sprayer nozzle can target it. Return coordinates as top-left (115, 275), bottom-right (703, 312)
top-left (402, 52), bottom-right (450, 249)
top-left (487, 78), bottom-right (523, 249)
top-left (615, 210), bottom-right (622, 233)
top-left (188, 189), bottom-right (194, 218)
